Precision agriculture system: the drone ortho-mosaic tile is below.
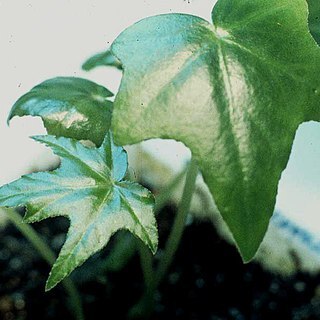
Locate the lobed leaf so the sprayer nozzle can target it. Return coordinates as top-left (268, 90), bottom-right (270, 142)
top-left (8, 77), bottom-right (113, 146)
top-left (111, 0), bottom-right (320, 261)
top-left (0, 133), bottom-right (158, 290)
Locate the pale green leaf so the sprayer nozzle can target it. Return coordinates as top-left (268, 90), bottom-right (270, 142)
top-left (0, 133), bottom-right (158, 290)
top-left (111, 0), bottom-right (320, 261)
top-left (8, 77), bottom-right (113, 146)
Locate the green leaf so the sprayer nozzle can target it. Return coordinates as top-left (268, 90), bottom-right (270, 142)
top-left (111, 0), bottom-right (320, 261)
top-left (308, 0), bottom-right (320, 45)
top-left (8, 77), bottom-right (113, 146)
top-left (82, 49), bottom-right (122, 71)
top-left (0, 133), bottom-right (158, 290)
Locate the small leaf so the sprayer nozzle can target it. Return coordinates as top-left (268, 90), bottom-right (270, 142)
top-left (82, 50), bottom-right (122, 71)
top-left (0, 133), bottom-right (158, 290)
top-left (308, 0), bottom-right (320, 45)
top-left (111, 0), bottom-right (320, 261)
top-left (8, 77), bottom-right (113, 146)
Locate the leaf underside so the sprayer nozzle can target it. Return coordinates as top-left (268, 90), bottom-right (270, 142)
top-left (8, 77), bottom-right (113, 146)
top-left (111, 0), bottom-right (320, 261)
top-left (0, 133), bottom-right (158, 290)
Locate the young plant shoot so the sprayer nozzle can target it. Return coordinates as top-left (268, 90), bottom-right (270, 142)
top-left (0, 0), bottom-right (319, 318)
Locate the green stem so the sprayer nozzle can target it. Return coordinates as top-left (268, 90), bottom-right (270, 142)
top-left (153, 158), bottom-right (198, 287)
top-left (130, 159), bottom-right (198, 319)
top-left (4, 208), bottom-right (85, 320)
top-left (6, 209), bottom-right (56, 264)
top-left (154, 167), bottom-right (187, 213)
top-left (137, 242), bottom-right (153, 290)
top-left (138, 167), bottom-right (188, 285)
top-left (129, 166), bottom-right (191, 319)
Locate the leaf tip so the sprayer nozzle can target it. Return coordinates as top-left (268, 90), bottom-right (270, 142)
top-left (30, 134), bottom-right (53, 144)
top-left (45, 279), bottom-right (56, 292)
top-left (150, 242), bottom-right (158, 255)
top-left (45, 267), bottom-right (64, 292)
top-left (22, 215), bottom-right (34, 224)
top-left (6, 107), bottom-right (17, 126)
top-left (241, 253), bottom-right (255, 264)
top-left (81, 61), bottom-right (90, 72)
top-left (236, 242), bottom-right (259, 264)
top-left (148, 229), bottom-right (158, 255)
top-left (6, 115), bottom-right (12, 126)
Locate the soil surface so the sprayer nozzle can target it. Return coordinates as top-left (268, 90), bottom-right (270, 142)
top-left (1, 206), bottom-right (320, 320)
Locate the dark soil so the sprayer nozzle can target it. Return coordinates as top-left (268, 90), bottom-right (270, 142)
top-left (1, 206), bottom-right (320, 320)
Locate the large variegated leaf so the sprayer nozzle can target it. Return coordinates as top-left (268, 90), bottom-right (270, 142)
top-left (110, 0), bottom-right (320, 261)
